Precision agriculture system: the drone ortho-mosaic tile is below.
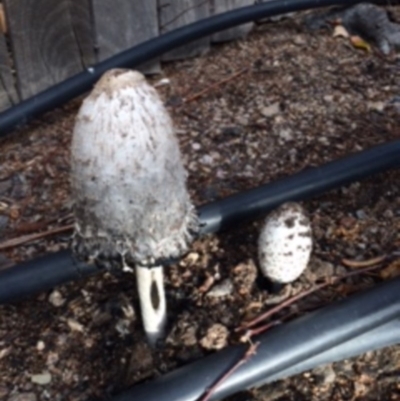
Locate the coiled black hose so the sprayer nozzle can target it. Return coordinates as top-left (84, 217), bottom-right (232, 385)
top-left (0, 0), bottom-right (397, 136)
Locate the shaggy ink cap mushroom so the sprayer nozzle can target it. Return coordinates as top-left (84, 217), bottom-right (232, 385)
top-left (258, 202), bottom-right (312, 284)
top-left (70, 69), bottom-right (198, 344)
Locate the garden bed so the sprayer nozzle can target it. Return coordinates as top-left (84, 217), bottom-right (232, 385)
top-left (1, 10), bottom-right (400, 401)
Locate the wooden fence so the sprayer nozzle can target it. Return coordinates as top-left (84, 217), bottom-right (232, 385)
top-left (0, 0), bottom-right (265, 112)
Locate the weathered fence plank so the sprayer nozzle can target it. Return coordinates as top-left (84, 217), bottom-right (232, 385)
top-left (0, 31), bottom-right (18, 111)
top-left (158, 0), bottom-right (210, 61)
top-left (91, 0), bottom-right (160, 73)
top-left (70, 0), bottom-right (96, 67)
top-left (3, 0), bottom-right (90, 99)
top-left (211, 0), bottom-right (254, 42)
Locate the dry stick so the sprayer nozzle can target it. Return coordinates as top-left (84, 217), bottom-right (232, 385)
top-left (0, 224), bottom-right (74, 250)
top-left (236, 262), bottom-right (387, 332)
top-left (198, 341), bottom-right (260, 401)
top-left (181, 67), bottom-right (249, 105)
top-left (341, 255), bottom-right (386, 268)
top-left (240, 320), bottom-right (282, 343)
top-left (14, 212), bottom-right (73, 235)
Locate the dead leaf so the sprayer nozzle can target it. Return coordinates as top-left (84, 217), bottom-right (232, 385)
top-left (380, 260), bottom-right (400, 279)
top-left (350, 35), bottom-right (371, 52)
top-left (333, 25), bottom-right (349, 38)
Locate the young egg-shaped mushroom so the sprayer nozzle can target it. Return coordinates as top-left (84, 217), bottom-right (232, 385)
top-left (71, 69), bottom-right (198, 345)
top-left (258, 202), bottom-right (312, 284)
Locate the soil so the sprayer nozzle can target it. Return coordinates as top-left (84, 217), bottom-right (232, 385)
top-left (1, 6), bottom-right (400, 401)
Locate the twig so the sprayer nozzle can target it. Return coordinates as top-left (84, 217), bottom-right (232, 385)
top-left (236, 262), bottom-right (387, 332)
top-left (341, 255), bottom-right (386, 268)
top-left (181, 67), bottom-right (249, 105)
top-left (198, 341), bottom-right (260, 401)
top-left (240, 320), bottom-right (282, 343)
top-left (0, 224), bottom-right (74, 250)
top-left (14, 212), bottom-right (73, 235)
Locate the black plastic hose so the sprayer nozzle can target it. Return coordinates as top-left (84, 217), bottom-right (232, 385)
top-left (0, 0), bottom-right (396, 136)
top-left (0, 250), bottom-right (96, 302)
top-left (264, 318), bottom-right (400, 385)
top-left (0, 140), bottom-right (399, 304)
top-left (104, 277), bottom-right (400, 401)
top-left (198, 140), bottom-right (400, 234)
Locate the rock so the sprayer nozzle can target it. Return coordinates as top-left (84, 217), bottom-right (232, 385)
top-left (8, 393), bottom-right (37, 401)
top-left (312, 364), bottom-right (336, 385)
top-left (260, 102), bottom-right (280, 118)
top-left (367, 101), bottom-right (385, 113)
top-left (200, 323), bottom-right (229, 350)
top-left (206, 279), bottom-right (234, 298)
top-left (36, 341), bottom-right (45, 351)
top-left (48, 290), bottom-right (65, 307)
top-left (31, 371), bottom-right (52, 385)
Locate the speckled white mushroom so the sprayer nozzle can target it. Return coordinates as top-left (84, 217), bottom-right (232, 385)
top-left (258, 202), bottom-right (312, 284)
top-left (70, 69), bottom-right (198, 345)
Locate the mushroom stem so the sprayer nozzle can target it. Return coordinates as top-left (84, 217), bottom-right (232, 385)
top-left (135, 265), bottom-right (167, 346)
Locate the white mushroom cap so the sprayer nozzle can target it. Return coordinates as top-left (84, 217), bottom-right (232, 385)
top-left (70, 69), bottom-right (198, 345)
top-left (258, 202), bottom-right (312, 284)
top-left (71, 69), bottom-right (198, 267)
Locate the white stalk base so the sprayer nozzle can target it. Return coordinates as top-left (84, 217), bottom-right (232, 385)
top-left (136, 265), bottom-right (166, 346)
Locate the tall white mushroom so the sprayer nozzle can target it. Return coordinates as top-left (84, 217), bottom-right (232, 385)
top-left (70, 69), bottom-right (198, 345)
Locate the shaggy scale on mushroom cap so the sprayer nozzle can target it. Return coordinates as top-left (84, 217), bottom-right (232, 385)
top-left (71, 69), bottom-right (198, 269)
top-left (258, 202), bottom-right (312, 284)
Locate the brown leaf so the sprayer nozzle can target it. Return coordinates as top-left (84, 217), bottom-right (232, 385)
top-left (350, 35), bottom-right (371, 52)
top-left (333, 25), bottom-right (349, 38)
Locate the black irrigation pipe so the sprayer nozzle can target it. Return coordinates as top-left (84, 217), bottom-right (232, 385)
top-left (1, 140), bottom-right (399, 304)
top-left (106, 278), bottom-right (400, 401)
top-left (0, 0), bottom-right (399, 136)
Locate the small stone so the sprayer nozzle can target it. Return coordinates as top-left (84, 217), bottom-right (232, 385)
top-left (356, 209), bottom-right (367, 220)
top-left (260, 102), bottom-right (280, 118)
top-left (278, 128), bottom-right (294, 141)
top-left (367, 101), bottom-right (385, 113)
top-left (206, 279), bottom-right (234, 298)
top-left (199, 154), bottom-right (214, 165)
top-left (0, 347), bottom-right (11, 359)
top-left (66, 318), bottom-right (84, 333)
top-left (31, 372), bottom-right (52, 385)
top-left (36, 341), bottom-right (45, 351)
top-left (8, 393), bottom-right (37, 401)
top-left (200, 323), bottom-right (229, 350)
top-left (48, 290), bottom-right (65, 307)
top-left (312, 364), bottom-right (336, 385)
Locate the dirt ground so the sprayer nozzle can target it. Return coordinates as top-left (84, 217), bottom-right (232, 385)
top-left (1, 6), bottom-right (400, 401)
